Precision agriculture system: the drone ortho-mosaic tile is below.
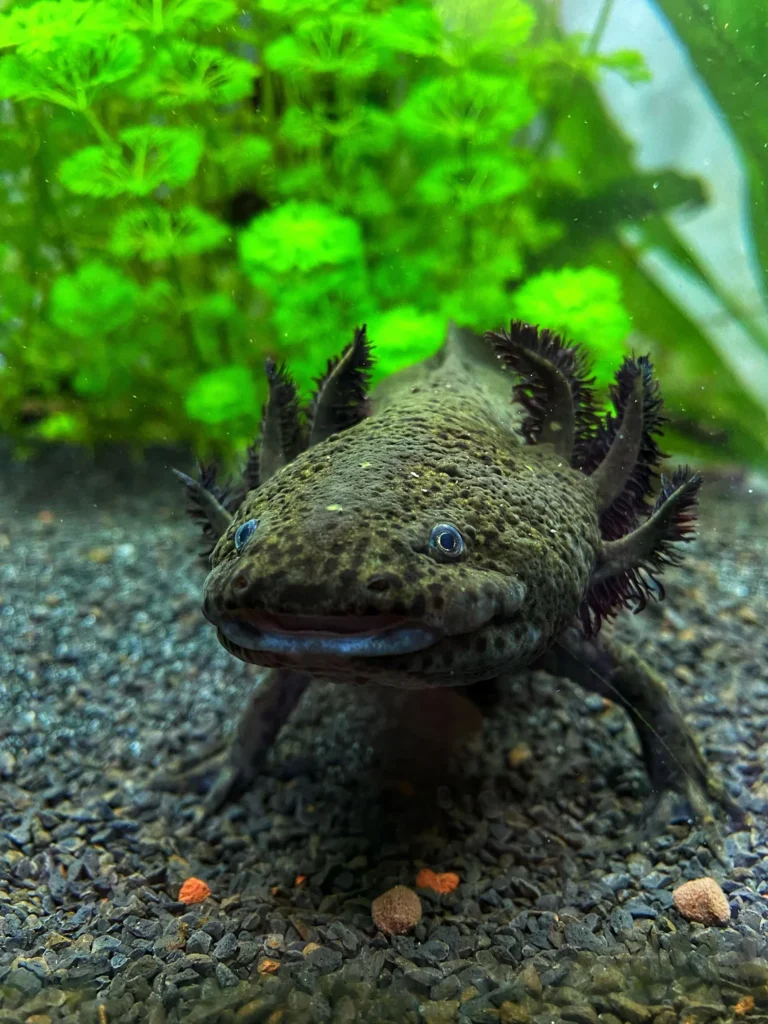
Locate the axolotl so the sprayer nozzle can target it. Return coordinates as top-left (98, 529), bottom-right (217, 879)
top-left (173, 321), bottom-right (738, 846)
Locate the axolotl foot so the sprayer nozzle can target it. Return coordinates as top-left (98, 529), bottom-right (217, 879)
top-left (533, 626), bottom-right (745, 864)
top-left (152, 668), bottom-right (309, 827)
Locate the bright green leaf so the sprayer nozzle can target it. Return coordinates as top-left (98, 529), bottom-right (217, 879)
top-left (36, 411), bottom-right (86, 441)
top-left (278, 108), bottom-right (325, 151)
top-left (181, 292), bottom-right (237, 321)
top-left (436, 0), bottom-right (535, 57)
top-left (417, 155), bottom-right (529, 214)
top-left (439, 277), bottom-right (512, 331)
top-left (111, 0), bottom-right (237, 34)
top-left (238, 201), bottom-right (363, 276)
top-left (58, 126), bottom-right (204, 197)
top-left (264, 15), bottom-right (378, 79)
top-left (367, 6), bottom-right (443, 58)
top-left (398, 71), bottom-right (536, 146)
top-left (258, 0), bottom-right (364, 13)
top-left (111, 205), bottom-right (230, 261)
top-left (511, 266), bottom-right (632, 386)
top-left (49, 260), bottom-right (140, 337)
top-left (212, 136), bottom-right (272, 188)
top-left (0, 34), bottom-right (143, 108)
top-left (366, 306), bottom-right (446, 382)
top-left (128, 40), bottom-right (258, 107)
top-left (0, 1), bottom-right (123, 55)
top-left (185, 365), bottom-right (260, 424)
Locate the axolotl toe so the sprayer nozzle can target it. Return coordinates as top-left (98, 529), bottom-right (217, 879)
top-left (172, 321), bottom-right (741, 848)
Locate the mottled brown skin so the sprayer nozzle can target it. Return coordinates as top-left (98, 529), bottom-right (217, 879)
top-left (205, 341), bottom-right (600, 688)
top-left (167, 324), bottom-right (742, 854)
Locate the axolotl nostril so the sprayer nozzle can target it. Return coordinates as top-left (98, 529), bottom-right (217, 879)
top-left (171, 320), bottom-right (743, 852)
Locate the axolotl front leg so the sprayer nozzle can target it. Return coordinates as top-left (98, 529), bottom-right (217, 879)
top-left (154, 668), bottom-right (309, 820)
top-left (533, 626), bottom-right (743, 859)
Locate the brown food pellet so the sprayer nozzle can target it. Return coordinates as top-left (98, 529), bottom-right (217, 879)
top-left (672, 877), bottom-right (730, 926)
top-left (371, 884), bottom-right (422, 935)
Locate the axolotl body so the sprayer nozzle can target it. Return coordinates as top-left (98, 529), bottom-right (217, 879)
top-left (174, 321), bottom-right (737, 845)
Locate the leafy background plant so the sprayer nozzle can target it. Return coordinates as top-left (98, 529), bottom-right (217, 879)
top-left (0, 0), bottom-right (765, 466)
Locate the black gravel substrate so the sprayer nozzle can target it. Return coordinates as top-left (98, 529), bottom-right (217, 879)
top-left (1, 446), bottom-right (768, 1024)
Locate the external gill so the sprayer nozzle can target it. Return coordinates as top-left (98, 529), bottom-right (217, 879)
top-left (172, 325), bottom-right (373, 556)
top-left (485, 320), bottom-right (699, 634)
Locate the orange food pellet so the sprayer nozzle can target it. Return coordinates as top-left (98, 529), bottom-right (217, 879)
top-left (258, 958), bottom-right (281, 974)
top-left (416, 869), bottom-right (460, 894)
top-left (295, 875), bottom-right (307, 887)
top-left (178, 877), bottom-right (211, 905)
top-left (735, 996), bottom-right (755, 1016)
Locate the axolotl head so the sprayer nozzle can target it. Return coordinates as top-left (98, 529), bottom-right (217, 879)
top-left (201, 411), bottom-right (601, 687)
top-left (180, 324), bottom-right (701, 688)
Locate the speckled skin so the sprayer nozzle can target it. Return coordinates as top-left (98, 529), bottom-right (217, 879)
top-left (204, 334), bottom-right (601, 687)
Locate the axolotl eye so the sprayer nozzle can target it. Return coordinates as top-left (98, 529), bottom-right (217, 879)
top-left (429, 523), bottom-right (465, 561)
top-left (234, 518), bottom-right (259, 552)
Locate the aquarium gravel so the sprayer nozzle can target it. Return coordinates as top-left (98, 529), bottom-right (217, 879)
top-left (1, 447), bottom-right (768, 1024)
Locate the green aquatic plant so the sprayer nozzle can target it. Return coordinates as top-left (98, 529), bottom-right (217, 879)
top-left (0, 0), bottom-right (759, 463)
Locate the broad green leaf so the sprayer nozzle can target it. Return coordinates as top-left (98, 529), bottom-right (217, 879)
top-left (268, 266), bottom-right (371, 373)
top-left (181, 292), bottom-right (237, 321)
top-left (258, 0), bottom-right (364, 13)
top-left (264, 15), bottom-right (378, 79)
top-left (185, 365), bottom-right (260, 424)
top-left (417, 155), bottom-right (529, 214)
top-left (332, 108), bottom-right (398, 160)
top-left (436, 0), bottom-right (535, 58)
top-left (0, 1), bottom-right (123, 55)
top-left (589, 235), bottom-right (768, 469)
top-left (366, 306), bottom-right (446, 383)
top-left (277, 108), bottom-right (325, 151)
top-left (470, 225), bottom-right (525, 281)
top-left (128, 41), bottom-right (258, 107)
top-left (532, 61), bottom-right (768, 463)
top-left (367, 6), bottom-right (443, 58)
top-left (49, 260), bottom-right (139, 337)
top-left (654, 1), bottom-right (768, 302)
top-left (334, 165), bottom-right (394, 219)
top-left (0, 34), bottom-right (143, 108)
top-left (273, 163), bottom-right (327, 200)
top-left (111, 0), bottom-right (237, 33)
top-left (398, 71), bottom-right (536, 146)
top-left (73, 359), bottom-right (112, 396)
top-left (238, 202), bottom-right (363, 276)
top-left (58, 126), bottom-right (204, 197)
top-left (279, 105), bottom-right (396, 159)
top-left (520, 38), bottom-right (649, 108)
top-left (212, 136), bottom-right (272, 188)
top-left (511, 266), bottom-right (632, 386)
top-left (111, 205), bottom-right (230, 260)
top-left (36, 411), bottom-right (86, 441)
top-left (440, 281), bottom-right (511, 330)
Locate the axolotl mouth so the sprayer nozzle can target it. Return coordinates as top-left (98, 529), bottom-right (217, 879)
top-left (214, 609), bottom-right (442, 662)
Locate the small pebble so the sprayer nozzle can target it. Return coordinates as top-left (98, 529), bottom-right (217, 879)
top-left (371, 885), bottom-right (422, 935)
top-left (673, 877), bottom-right (731, 926)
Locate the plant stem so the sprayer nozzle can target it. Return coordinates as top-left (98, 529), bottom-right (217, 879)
top-left (83, 107), bottom-right (116, 148)
top-left (168, 254), bottom-right (206, 368)
top-left (587, 0), bottom-right (615, 55)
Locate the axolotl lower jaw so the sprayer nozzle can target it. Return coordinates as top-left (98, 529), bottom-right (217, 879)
top-left (201, 574), bottom-right (543, 686)
top-left (217, 609), bottom-right (441, 659)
